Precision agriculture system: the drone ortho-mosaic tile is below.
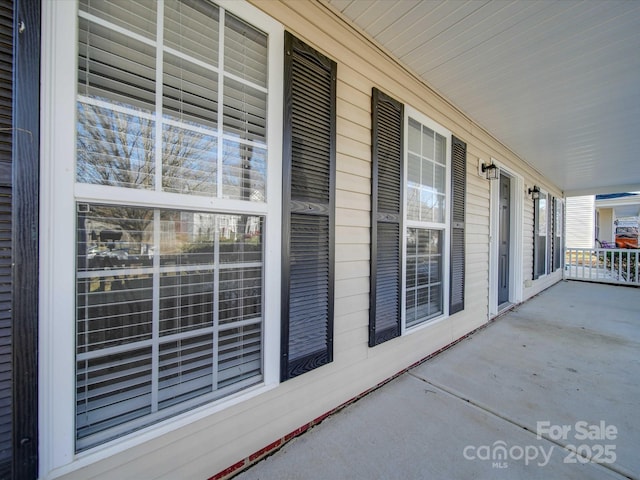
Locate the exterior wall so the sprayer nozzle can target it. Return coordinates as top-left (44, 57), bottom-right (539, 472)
top-left (566, 195), bottom-right (595, 248)
top-left (597, 207), bottom-right (614, 243)
top-left (44, 1), bottom-right (563, 478)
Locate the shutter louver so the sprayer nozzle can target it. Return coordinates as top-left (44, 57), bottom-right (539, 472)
top-left (369, 88), bottom-right (403, 346)
top-left (281, 32), bottom-right (335, 381)
top-left (449, 136), bottom-right (466, 314)
top-left (0, 0), bottom-right (11, 474)
top-left (0, 187), bottom-right (10, 478)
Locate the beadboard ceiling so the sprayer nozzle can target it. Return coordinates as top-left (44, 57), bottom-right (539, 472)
top-left (323, 0), bottom-right (640, 196)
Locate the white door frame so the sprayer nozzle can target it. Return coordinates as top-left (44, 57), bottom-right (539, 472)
top-left (488, 159), bottom-right (524, 318)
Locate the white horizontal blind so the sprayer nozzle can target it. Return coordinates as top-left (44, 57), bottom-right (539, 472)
top-left (405, 228), bottom-right (443, 327)
top-left (75, 0), bottom-right (269, 451)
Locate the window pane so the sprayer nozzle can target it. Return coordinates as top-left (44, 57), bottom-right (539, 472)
top-left (435, 133), bottom-right (446, 165)
top-left (219, 215), bottom-right (263, 263)
top-left (434, 193), bottom-right (446, 224)
top-left (539, 197), bottom-right (547, 236)
top-left (160, 270), bottom-right (214, 336)
top-left (158, 334), bottom-right (214, 409)
top-left (79, 0), bottom-right (157, 41)
top-left (223, 78), bottom-right (267, 143)
top-left (419, 191), bottom-right (434, 223)
top-left (164, 0), bottom-right (219, 65)
top-left (76, 347), bottom-right (152, 447)
top-left (162, 123), bottom-right (217, 195)
top-left (408, 118), bottom-right (421, 154)
top-left (162, 52), bottom-right (218, 128)
top-left (421, 159), bottom-right (434, 189)
top-left (225, 12), bottom-right (267, 87)
top-left (405, 228), bottom-right (443, 327)
top-left (421, 126), bottom-right (434, 161)
top-left (78, 18), bottom-right (156, 110)
top-left (219, 267), bottom-right (262, 326)
top-left (77, 204), bottom-right (153, 273)
top-left (218, 322), bottom-right (262, 388)
top-left (77, 102), bottom-right (156, 189)
top-left (159, 211), bottom-right (215, 266)
top-left (435, 164), bottom-right (446, 192)
top-left (407, 185), bottom-right (420, 221)
top-left (408, 153), bottom-right (421, 185)
top-left (76, 204), bottom-right (264, 450)
top-left (222, 140), bottom-right (266, 201)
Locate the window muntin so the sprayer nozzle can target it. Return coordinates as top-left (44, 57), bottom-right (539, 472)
top-left (403, 111), bottom-right (450, 329)
top-left (74, 0), bottom-right (272, 451)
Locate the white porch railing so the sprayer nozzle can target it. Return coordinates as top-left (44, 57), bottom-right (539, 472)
top-left (564, 248), bottom-right (640, 286)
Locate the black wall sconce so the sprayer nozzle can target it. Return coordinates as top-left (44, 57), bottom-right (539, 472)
top-left (528, 185), bottom-right (541, 199)
top-left (480, 161), bottom-right (499, 180)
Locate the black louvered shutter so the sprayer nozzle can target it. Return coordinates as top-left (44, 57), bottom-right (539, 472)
top-left (7, 0), bottom-right (39, 476)
top-left (0, 1), bottom-right (12, 476)
top-left (449, 136), bottom-right (466, 315)
top-left (550, 196), bottom-right (556, 272)
top-left (281, 32), bottom-right (336, 381)
top-left (533, 196), bottom-right (541, 280)
top-left (369, 89), bottom-right (402, 346)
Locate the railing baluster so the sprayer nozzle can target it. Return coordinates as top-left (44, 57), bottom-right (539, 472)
top-left (563, 247), bottom-right (639, 286)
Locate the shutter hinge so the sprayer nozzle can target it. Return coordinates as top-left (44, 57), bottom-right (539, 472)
top-left (18, 21), bottom-right (26, 34)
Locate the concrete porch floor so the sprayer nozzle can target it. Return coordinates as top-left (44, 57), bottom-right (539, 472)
top-left (235, 281), bottom-right (640, 480)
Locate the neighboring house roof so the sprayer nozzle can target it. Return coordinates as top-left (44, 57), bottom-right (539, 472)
top-left (596, 192), bottom-right (639, 200)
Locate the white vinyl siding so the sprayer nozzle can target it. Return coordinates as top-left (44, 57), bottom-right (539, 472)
top-left (566, 195), bottom-right (596, 248)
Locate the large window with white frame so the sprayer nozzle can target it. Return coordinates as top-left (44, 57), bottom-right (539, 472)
top-left (535, 192), bottom-right (549, 277)
top-left (553, 197), bottom-right (564, 271)
top-left (533, 190), bottom-right (559, 278)
top-left (403, 109), bottom-right (451, 329)
top-left (43, 0), bottom-right (283, 456)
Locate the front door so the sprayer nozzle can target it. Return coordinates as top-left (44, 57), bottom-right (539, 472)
top-left (498, 174), bottom-right (511, 305)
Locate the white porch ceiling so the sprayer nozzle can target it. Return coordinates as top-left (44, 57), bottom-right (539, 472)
top-left (323, 0), bottom-right (640, 196)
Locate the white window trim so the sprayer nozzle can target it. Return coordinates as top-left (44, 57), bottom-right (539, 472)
top-left (401, 106), bottom-right (451, 335)
top-left (39, 1), bottom-right (283, 476)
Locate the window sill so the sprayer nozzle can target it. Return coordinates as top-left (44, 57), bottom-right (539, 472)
top-left (403, 312), bottom-right (449, 336)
